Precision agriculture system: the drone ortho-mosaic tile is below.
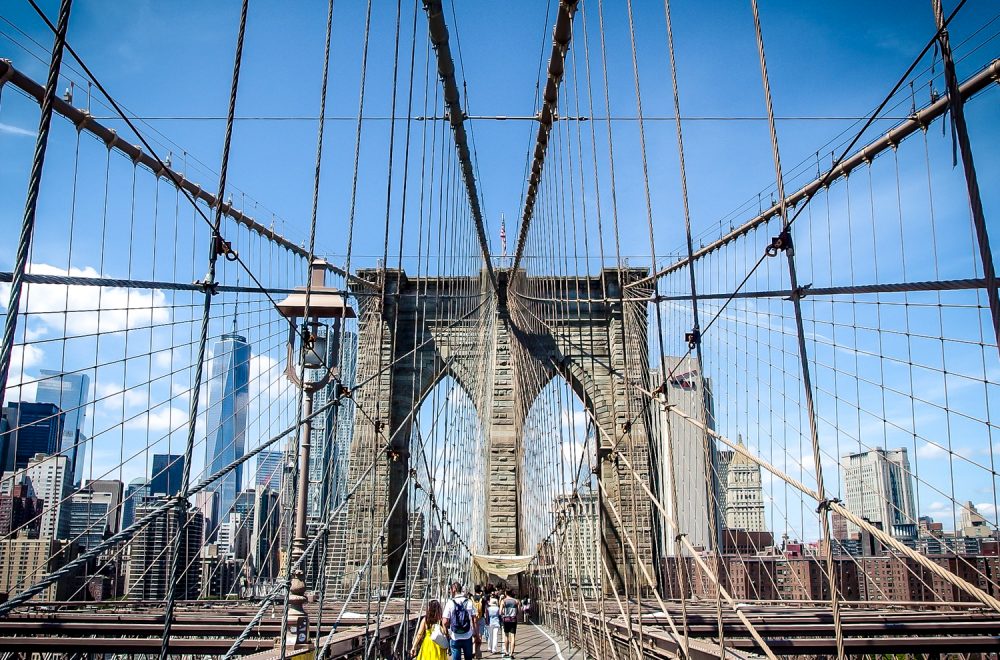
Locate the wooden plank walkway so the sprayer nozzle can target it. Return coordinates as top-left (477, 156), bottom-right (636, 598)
top-left (478, 623), bottom-right (585, 660)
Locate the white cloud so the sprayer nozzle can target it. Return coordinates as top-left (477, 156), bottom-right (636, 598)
top-left (916, 441), bottom-right (947, 459)
top-left (124, 404), bottom-right (188, 433)
top-left (975, 502), bottom-right (997, 518)
top-left (0, 263), bottom-right (170, 336)
top-left (0, 122), bottom-right (35, 137)
top-left (95, 382), bottom-right (149, 412)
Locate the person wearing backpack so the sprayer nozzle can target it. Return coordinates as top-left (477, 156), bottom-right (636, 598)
top-left (500, 589), bottom-right (520, 659)
top-left (442, 581), bottom-right (478, 660)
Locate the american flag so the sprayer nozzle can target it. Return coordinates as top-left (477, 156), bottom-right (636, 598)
top-left (500, 214), bottom-right (507, 257)
top-left (669, 369), bottom-right (698, 391)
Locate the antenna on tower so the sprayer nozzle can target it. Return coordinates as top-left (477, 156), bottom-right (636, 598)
top-left (232, 274), bottom-right (240, 335)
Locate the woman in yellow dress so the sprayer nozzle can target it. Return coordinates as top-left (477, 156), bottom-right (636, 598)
top-left (410, 599), bottom-right (448, 660)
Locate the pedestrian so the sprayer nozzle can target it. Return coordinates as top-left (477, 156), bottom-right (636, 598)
top-left (442, 581), bottom-right (478, 660)
top-left (472, 584), bottom-right (487, 658)
top-left (500, 589), bottom-right (520, 659)
top-left (520, 596), bottom-right (531, 624)
top-left (487, 596), bottom-right (502, 655)
top-left (409, 599), bottom-right (448, 660)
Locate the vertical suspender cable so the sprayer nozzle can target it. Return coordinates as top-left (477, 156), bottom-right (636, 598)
top-left (748, 2), bottom-right (844, 657)
top-left (161, 2), bottom-right (249, 657)
top-left (0, 0), bottom-right (73, 411)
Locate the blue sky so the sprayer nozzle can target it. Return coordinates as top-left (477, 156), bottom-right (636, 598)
top-left (2, 0), bottom-right (999, 543)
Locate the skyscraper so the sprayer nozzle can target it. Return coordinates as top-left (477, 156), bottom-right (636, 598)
top-left (0, 484), bottom-right (43, 539)
top-left (204, 329), bottom-right (251, 528)
top-left (121, 478), bottom-right (151, 531)
top-left (86, 479), bottom-right (124, 535)
top-left (125, 502), bottom-right (203, 600)
top-left (1, 453), bottom-right (71, 540)
top-left (843, 447), bottom-right (917, 539)
top-left (251, 487), bottom-right (280, 580)
top-left (67, 486), bottom-right (114, 550)
top-left (2, 403), bottom-right (64, 471)
top-left (307, 328), bottom-right (356, 522)
top-left (35, 370), bottom-right (90, 485)
top-left (254, 450), bottom-right (283, 490)
top-left (150, 454), bottom-right (184, 498)
top-left (724, 436), bottom-right (767, 532)
top-left (651, 357), bottom-right (719, 554)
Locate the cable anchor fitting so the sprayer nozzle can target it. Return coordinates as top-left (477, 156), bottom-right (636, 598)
top-left (816, 497), bottom-right (842, 514)
top-left (765, 229), bottom-right (793, 257)
top-left (194, 278), bottom-right (219, 295)
top-left (213, 234), bottom-right (239, 262)
top-left (685, 328), bottom-right (701, 349)
top-left (786, 283), bottom-right (812, 301)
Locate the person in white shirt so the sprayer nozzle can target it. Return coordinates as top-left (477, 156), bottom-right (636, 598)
top-left (442, 581), bottom-right (478, 660)
top-left (486, 597), bottom-right (502, 654)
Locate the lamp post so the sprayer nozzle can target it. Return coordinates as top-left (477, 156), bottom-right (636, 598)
top-left (275, 258), bottom-right (354, 648)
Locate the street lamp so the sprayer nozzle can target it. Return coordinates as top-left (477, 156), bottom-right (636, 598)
top-left (275, 258), bottom-right (354, 648)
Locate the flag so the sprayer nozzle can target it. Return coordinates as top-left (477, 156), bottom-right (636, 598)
top-left (500, 214), bottom-right (507, 257)
top-left (669, 369), bottom-right (698, 391)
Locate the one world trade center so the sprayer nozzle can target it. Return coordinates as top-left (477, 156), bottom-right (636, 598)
top-left (204, 326), bottom-right (251, 528)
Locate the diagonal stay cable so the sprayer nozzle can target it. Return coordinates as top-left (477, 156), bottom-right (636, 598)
top-left (628, 0), bottom-right (973, 292)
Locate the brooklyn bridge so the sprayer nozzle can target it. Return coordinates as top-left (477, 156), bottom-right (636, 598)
top-left (1, 0), bottom-right (999, 657)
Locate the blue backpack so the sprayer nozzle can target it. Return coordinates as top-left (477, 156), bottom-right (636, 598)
top-left (451, 597), bottom-right (471, 634)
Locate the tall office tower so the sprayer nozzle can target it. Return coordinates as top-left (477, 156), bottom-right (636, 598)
top-left (67, 486), bottom-right (114, 550)
top-left (724, 436), bottom-right (767, 532)
top-left (35, 370), bottom-right (90, 485)
top-left (843, 447), bottom-right (917, 539)
top-left (331, 331), bottom-right (357, 507)
top-left (150, 454), bottom-right (184, 498)
top-left (204, 329), bottom-right (250, 528)
top-left (86, 479), bottom-right (123, 535)
top-left (0, 537), bottom-right (79, 601)
top-left (121, 478), bottom-right (152, 531)
top-left (125, 502), bottom-right (203, 600)
top-left (251, 487), bottom-right (280, 580)
top-left (194, 490), bottom-right (219, 543)
top-left (254, 450), bottom-right (283, 490)
top-left (715, 448), bottom-right (732, 521)
top-left (307, 328), bottom-right (357, 523)
top-left (1, 402), bottom-right (64, 471)
top-left (650, 357), bottom-right (719, 554)
top-left (2, 453), bottom-right (72, 540)
top-left (0, 484), bottom-right (44, 538)
top-left (552, 492), bottom-right (600, 597)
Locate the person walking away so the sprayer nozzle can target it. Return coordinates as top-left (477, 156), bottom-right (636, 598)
top-left (487, 597), bottom-right (502, 655)
top-left (500, 590), bottom-right (520, 659)
top-left (520, 596), bottom-right (531, 624)
top-left (410, 599), bottom-right (448, 660)
top-left (472, 585), bottom-right (486, 658)
top-left (443, 581), bottom-right (478, 660)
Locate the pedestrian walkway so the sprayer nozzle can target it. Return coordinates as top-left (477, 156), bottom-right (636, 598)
top-left (478, 623), bottom-right (585, 660)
